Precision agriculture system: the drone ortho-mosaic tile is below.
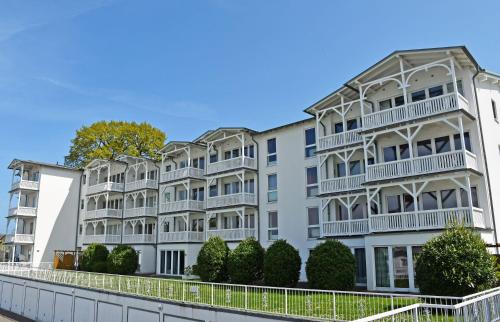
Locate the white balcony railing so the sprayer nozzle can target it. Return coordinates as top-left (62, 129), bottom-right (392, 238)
top-left (206, 193), bottom-right (257, 208)
top-left (370, 207), bottom-right (485, 233)
top-left (5, 234), bottom-right (35, 244)
top-left (8, 206), bottom-right (37, 217)
top-left (123, 207), bottom-right (157, 218)
top-left (82, 208), bottom-right (122, 220)
top-left (83, 234), bottom-right (121, 244)
top-left (318, 130), bottom-right (363, 152)
top-left (158, 231), bottom-right (204, 243)
top-left (363, 93), bottom-right (472, 130)
top-left (124, 179), bottom-right (158, 191)
top-left (160, 200), bottom-right (205, 213)
top-left (206, 228), bottom-right (256, 241)
top-left (320, 174), bottom-right (365, 194)
top-left (87, 182), bottom-right (124, 195)
top-left (122, 234), bottom-right (156, 244)
top-left (160, 167), bottom-right (205, 183)
top-left (10, 180), bottom-right (40, 191)
top-left (322, 219), bottom-right (369, 236)
top-left (366, 150), bottom-right (477, 181)
top-left (206, 157), bottom-right (256, 175)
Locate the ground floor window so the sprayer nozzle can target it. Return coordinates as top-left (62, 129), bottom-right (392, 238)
top-left (354, 248), bottom-right (366, 285)
top-left (159, 250), bottom-right (185, 275)
top-left (374, 245), bottom-right (422, 290)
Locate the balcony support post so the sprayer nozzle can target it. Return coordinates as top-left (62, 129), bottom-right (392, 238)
top-left (397, 56), bottom-right (409, 106)
top-left (449, 57), bottom-right (459, 94)
top-left (458, 116), bottom-right (466, 154)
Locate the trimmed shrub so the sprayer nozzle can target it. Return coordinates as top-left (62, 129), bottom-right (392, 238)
top-left (107, 245), bottom-right (139, 274)
top-left (196, 236), bottom-right (230, 282)
top-left (306, 240), bottom-right (355, 290)
top-left (263, 239), bottom-right (301, 287)
top-left (228, 238), bottom-right (265, 284)
top-left (80, 243), bottom-right (109, 272)
top-left (415, 225), bottom-right (497, 296)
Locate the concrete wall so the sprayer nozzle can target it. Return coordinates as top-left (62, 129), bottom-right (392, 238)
top-left (0, 274), bottom-right (298, 322)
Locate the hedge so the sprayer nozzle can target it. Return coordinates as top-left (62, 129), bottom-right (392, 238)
top-left (196, 236), bottom-right (229, 282)
top-left (107, 245), bottom-right (139, 274)
top-left (263, 239), bottom-right (301, 287)
top-left (228, 237), bottom-right (265, 284)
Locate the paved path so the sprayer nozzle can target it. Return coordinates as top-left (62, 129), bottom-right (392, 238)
top-left (0, 309), bottom-right (33, 322)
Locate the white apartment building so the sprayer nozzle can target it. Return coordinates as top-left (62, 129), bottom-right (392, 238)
top-left (5, 46), bottom-right (500, 292)
top-left (5, 160), bottom-right (81, 265)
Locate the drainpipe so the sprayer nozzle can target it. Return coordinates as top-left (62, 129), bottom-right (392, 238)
top-left (472, 68), bottom-right (499, 254)
top-left (74, 169), bottom-right (84, 270)
top-left (251, 136), bottom-right (260, 241)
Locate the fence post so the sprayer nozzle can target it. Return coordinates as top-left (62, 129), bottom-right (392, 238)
top-left (391, 295), bottom-right (395, 322)
top-left (88, 272), bottom-right (91, 287)
top-left (158, 279), bottom-right (161, 298)
top-left (182, 282), bottom-right (185, 302)
top-left (211, 284), bottom-right (214, 306)
top-left (413, 306), bottom-right (419, 322)
top-left (285, 289), bottom-right (288, 315)
top-left (118, 275), bottom-right (121, 292)
top-left (137, 276), bottom-right (140, 295)
top-left (332, 291), bottom-right (336, 319)
top-left (245, 286), bottom-right (248, 310)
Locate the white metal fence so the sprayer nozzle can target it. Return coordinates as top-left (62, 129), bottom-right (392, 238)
top-left (0, 263), bottom-right (497, 321)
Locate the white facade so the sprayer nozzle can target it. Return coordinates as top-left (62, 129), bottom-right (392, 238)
top-left (5, 46), bottom-right (500, 292)
top-left (4, 160), bottom-right (81, 266)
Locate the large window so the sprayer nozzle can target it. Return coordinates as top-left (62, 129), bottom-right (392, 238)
top-left (440, 189), bottom-right (457, 208)
top-left (307, 207), bottom-right (320, 238)
top-left (383, 146), bottom-right (397, 162)
top-left (354, 248), bottom-right (367, 284)
top-left (453, 132), bottom-right (472, 152)
top-left (392, 247), bottom-right (409, 288)
top-left (159, 250), bottom-right (185, 276)
top-left (417, 139), bottom-right (432, 157)
top-left (435, 136), bottom-right (451, 154)
top-left (460, 187), bottom-right (479, 208)
top-left (305, 128), bottom-right (316, 158)
top-left (349, 160), bottom-right (362, 175)
top-left (267, 138), bottom-right (277, 166)
top-left (421, 191), bottom-right (438, 210)
top-left (411, 90), bottom-right (426, 102)
top-left (387, 195), bottom-right (401, 213)
top-left (306, 167), bottom-right (318, 197)
top-left (375, 247), bottom-right (390, 287)
top-left (267, 174), bottom-right (277, 202)
top-left (268, 211), bottom-right (278, 240)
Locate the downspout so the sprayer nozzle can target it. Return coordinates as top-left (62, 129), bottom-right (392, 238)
top-left (251, 136), bottom-right (260, 242)
top-left (74, 170), bottom-right (84, 269)
top-left (472, 68), bottom-right (499, 254)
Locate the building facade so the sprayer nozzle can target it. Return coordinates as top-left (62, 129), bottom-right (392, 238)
top-left (5, 46), bottom-right (500, 292)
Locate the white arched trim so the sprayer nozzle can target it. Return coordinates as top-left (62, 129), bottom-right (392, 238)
top-left (404, 63), bottom-right (452, 87)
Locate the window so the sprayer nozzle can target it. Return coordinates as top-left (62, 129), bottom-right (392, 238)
top-left (178, 190), bottom-right (187, 201)
top-left (347, 119), bottom-right (358, 130)
top-left (208, 217), bottom-right (217, 229)
top-left (440, 189), bottom-right (457, 208)
top-left (224, 151), bottom-right (231, 160)
top-left (421, 191), bottom-right (438, 210)
top-left (446, 80), bottom-right (464, 96)
top-left (412, 246), bottom-right (423, 288)
top-left (379, 99), bottom-right (392, 110)
top-left (403, 194), bottom-right (414, 212)
top-left (179, 160), bottom-right (188, 168)
top-left (159, 250), bottom-right (185, 276)
top-left (354, 248), bottom-right (367, 284)
top-left (307, 207), bottom-right (320, 238)
top-left (165, 165), bottom-right (172, 172)
top-left (82, 175), bottom-right (86, 185)
top-left (334, 122), bottom-right (344, 133)
top-left (80, 199), bottom-right (84, 210)
top-left (268, 211), bottom-right (278, 240)
top-left (387, 195), bottom-right (401, 213)
top-left (394, 95), bottom-right (405, 106)
top-left (493, 100), bottom-right (498, 122)
top-left (349, 160), bottom-right (361, 175)
top-left (453, 132), bottom-right (472, 152)
top-left (392, 247), bottom-right (409, 288)
top-left (209, 185), bottom-right (217, 197)
top-left (428, 85), bottom-right (443, 98)
top-left (79, 224), bottom-right (82, 235)
top-left (244, 145), bottom-right (255, 158)
top-left (383, 146), bottom-right (397, 162)
top-left (244, 179), bottom-right (255, 193)
top-left (209, 153), bottom-right (218, 163)
top-left (352, 204), bottom-right (364, 219)
top-left (399, 144), bottom-right (410, 159)
top-left (267, 174), bottom-right (277, 202)
top-left (305, 128), bottom-right (316, 158)
top-left (336, 204), bottom-right (349, 221)
top-left (267, 138), bottom-right (277, 166)
top-left (375, 247), bottom-right (390, 287)
top-left (460, 187), bottom-right (479, 207)
top-left (306, 167), bottom-right (318, 197)
top-left (245, 214), bottom-right (255, 228)
top-left (417, 139), bottom-right (432, 157)
top-left (192, 187), bottom-right (205, 201)
top-left (336, 162), bottom-right (346, 177)
top-left (435, 136), bottom-right (451, 154)
top-left (411, 90), bottom-right (426, 102)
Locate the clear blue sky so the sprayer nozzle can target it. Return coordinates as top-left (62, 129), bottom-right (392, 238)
top-left (1, 0), bottom-right (500, 230)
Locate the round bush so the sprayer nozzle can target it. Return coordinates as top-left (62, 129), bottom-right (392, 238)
top-left (415, 226), bottom-right (497, 296)
top-left (306, 240), bottom-right (355, 290)
top-left (228, 238), bottom-right (265, 284)
top-left (196, 236), bottom-right (230, 282)
top-left (80, 243), bottom-right (109, 272)
top-left (107, 245), bottom-right (139, 274)
top-left (263, 239), bottom-right (301, 287)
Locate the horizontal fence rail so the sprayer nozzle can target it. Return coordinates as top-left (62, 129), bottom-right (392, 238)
top-left (0, 263), bottom-right (483, 322)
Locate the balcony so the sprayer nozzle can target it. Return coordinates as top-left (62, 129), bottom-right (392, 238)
top-left (206, 157), bottom-right (256, 175)
top-left (124, 179), bottom-right (158, 191)
top-left (207, 193), bottom-right (257, 209)
top-left (366, 150), bottom-right (478, 182)
top-left (123, 207), bottom-right (157, 218)
top-left (362, 93), bottom-right (472, 131)
top-left (83, 234), bottom-right (121, 244)
top-left (158, 231), bottom-right (204, 243)
top-left (82, 209), bottom-right (122, 220)
top-left (206, 228), bottom-right (256, 241)
top-left (10, 180), bottom-right (39, 191)
top-left (122, 234), bottom-right (156, 244)
top-left (160, 167), bottom-right (205, 183)
top-left (8, 206), bottom-right (37, 217)
top-left (370, 207), bottom-right (486, 233)
top-left (320, 174), bottom-right (365, 194)
top-left (5, 234), bottom-right (34, 244)
top-left (322, 219), bottom-right (369, 237)
top-left (318, 130), bottom-right (363, 152)
top-left (87, 182), bottom-right (124, 195)
top-left (160, 200), bottom-right (205, 213)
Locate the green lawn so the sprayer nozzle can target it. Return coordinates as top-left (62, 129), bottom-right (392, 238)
top-left (21, 269), bottom-right (453, 321)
